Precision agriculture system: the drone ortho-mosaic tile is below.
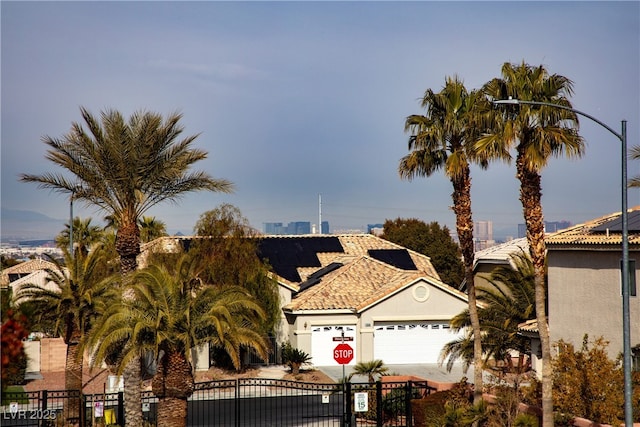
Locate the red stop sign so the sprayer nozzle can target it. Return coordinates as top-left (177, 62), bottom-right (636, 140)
top-left (333, 343), bottom-right (354, 365)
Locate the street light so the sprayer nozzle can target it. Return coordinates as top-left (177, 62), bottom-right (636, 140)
top-left (493, 98), bottom-right (632, 426)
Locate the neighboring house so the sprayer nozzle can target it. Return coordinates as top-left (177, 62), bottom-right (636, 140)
top-left (546, 207), bottom-right (640, 363)
top-left (472, 237), bottom-right (529, 290)
top-left (473, 238), bottom-right (542, 378)
top-left (1, 258), bottom-right (58, 289)
top-left (139, 234), bottom-right (469, 367)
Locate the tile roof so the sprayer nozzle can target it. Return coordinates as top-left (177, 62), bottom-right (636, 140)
top-left (257, 234), bottom-right (441, 288)
top-left (271, 234), bottom-right (466, 312)
top-left (138, 233), bottom-right (461, 312)
top-left (285, 256), bottom-right (424, 311)
top-left (545, 206), bottom-right (640, 248)
top-left (473, 238), bottom-right (529, 268)
top-left (517, 319), bottom-right (539, 335)
top-left (1, 259), bottom-right (58, 287)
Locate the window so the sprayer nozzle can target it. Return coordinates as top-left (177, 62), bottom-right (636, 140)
top-left (620, 259), bottom-right (637, 297)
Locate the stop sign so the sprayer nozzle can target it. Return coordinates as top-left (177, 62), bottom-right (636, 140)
top-left (333, 343), bottom-right (354, 365)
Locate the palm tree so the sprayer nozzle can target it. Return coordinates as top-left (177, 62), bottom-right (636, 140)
top-left (476, 61), bottom-right (584, 426)
top-left (21, 107), bottom-right (233, 426)
top-left (349, 360), bottom-right (389, 384)
top-left (399, 76), bottom-right (490, 403)
top-left (55, 216), bottom-right (104, 257)
top-left (87, 254), bottom-right (268, 427)
top-left (15, 246), bottom-right (114, 423)
top-left (628, 146), bottom-right (640, 188)
top-left (139, 216), bottom-right (168, 243)
top-left (441, 251), bottom-right (536, 379)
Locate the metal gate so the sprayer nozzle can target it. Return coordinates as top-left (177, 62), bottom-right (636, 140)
top-left (1, 379), bottom-right (434, 427)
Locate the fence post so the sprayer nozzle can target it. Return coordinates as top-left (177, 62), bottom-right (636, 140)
top-left (117, 392), bottom-right (124, 427)
top-left (80, 393), bottom-right (85, 427)
top-left (234, 379), bottom-right (240, 427)
top-left (42, 390), bottom-right (48, 412)
top-left (405, 381), bottom-right (412, 427)
top-left (376, 381), bottom-right (383, 427)
top-left (344, 382), bottom-right (352, 427)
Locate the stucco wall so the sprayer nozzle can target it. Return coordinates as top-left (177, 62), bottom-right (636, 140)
top-left (547, 249), bottom-right (640, 357)
top-left (39, 337), bottom-right (67, 372)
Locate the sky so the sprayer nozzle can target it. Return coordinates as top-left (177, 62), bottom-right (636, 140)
top-left (2, 1), bottom-right (639, 240)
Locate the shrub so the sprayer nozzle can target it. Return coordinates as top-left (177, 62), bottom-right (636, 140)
top-left (552, 335), bottom-right (624, 424)
top-left (281, 342), bottom-right (311, 375)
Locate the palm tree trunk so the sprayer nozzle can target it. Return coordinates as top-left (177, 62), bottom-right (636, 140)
top-left (157, 396), bottom-right (188, 427)
top-left (517, 156), bottom-right (553, 427)
top-left (64, 328), bottom-right (82, 426)
top-left (123, 360), bottom-right (144, 427)
top-left (117, 221), bottom-right (144, 427)
top-left (152, 348), bottom-right (194, 427)
top-left (451, 171), bottom-right (483, 405)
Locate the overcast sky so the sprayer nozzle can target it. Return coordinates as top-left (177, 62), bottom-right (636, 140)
top-left (2, 1), bottom-right (639, 240)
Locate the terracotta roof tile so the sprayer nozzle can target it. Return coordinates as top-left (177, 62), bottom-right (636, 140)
top-left (285, 256), bottom-right (426, 311)
top-left (1, 259), bottom-right (57, 287)
top-left (545, 206), bottom-right (640, 247)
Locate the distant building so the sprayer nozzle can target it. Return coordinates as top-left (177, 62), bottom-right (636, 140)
top-left (264, 222), bottom-right (285, 234)
top-left (518, 220), bottom-right (572, 238)
top-left (321, 221), bottom-right (330, 234)
top-left (263, 221), bottom-right (327, 235)
top-left (367, 223), bottom-right (384, 236)
top-left (474, 220), bottom-right (495, 251)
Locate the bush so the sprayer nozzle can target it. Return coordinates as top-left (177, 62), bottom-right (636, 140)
top-left (281, 342), bottom-right (311, 375)
top-left (552, 335), bottom-right (624, 424)
top-left (412, 379), bottom-right (473, 426)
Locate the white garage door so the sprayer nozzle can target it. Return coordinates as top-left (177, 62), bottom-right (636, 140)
top-left (311, 325), bottom-right (356, 366)
top-left (374, 321), bottom-right (460, 364)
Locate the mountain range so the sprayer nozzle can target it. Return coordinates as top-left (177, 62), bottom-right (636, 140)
top-left (1, 208), bottom-right (66, 241)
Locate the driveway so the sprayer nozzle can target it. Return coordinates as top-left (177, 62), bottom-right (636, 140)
top-left (316, 363), bottom-right (475, 384)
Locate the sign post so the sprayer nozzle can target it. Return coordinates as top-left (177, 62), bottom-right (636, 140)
top-left (335, 329), bottom-right (355, 427)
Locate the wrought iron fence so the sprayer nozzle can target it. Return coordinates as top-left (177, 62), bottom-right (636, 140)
top-left (0, 389), bottom-right (81, 427)
top-left (2, 378), bottom-right (435, 427)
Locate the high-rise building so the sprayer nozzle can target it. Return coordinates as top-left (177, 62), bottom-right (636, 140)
top-left (474, 220), bottom-right (495, 251)
top-left (475, 221), bottom-right (493, 241)
top-left (264, 220), bottom-right (324, 235)
top-left (263, 222), bottom-right (284, 234)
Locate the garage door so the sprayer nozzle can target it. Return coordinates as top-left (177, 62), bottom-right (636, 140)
top-left (311, 325), bottom-right (356, 366)
top-left (373, 321), bottom-right (460, 364)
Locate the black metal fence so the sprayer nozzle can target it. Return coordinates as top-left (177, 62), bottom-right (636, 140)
top-left (1, 379), bottom-right (435, 427)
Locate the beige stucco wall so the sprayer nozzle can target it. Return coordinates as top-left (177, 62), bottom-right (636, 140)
top-left (285, 279), bottom-right (468, 364)
top-left (547, 249), bottom-right (640, 358)
top-left (24, 341), bottom-right (41, 373)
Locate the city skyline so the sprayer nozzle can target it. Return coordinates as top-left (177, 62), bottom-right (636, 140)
top-left (2, 2), bottom-right (639, 241)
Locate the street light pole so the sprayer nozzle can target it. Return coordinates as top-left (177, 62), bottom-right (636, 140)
top-left (69, 192), bottom-right (74, 256)
top-left (493, 98), bottom-right (632, 426)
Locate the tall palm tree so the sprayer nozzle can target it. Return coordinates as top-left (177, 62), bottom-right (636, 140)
top-left (441, 251), bottom-right (536, 378)
top-left (399, 76), bottom-right (489, 403)
top-left (15, 246), bottom-right (114, 423)
top-left (87, 255), bottom-right (268, 427)
top-left (476, 62), bottom-right (584, 426)
top-left (55, 216), bottom-right (104, 257)
top-left (349, 360), bottom-right (389, 384)
top-left (628, 146), bottom-right (640, 188)
top-left (139, 216), bottom-right (168, 243)
top-left (21, 107), bottom-right (233, 426)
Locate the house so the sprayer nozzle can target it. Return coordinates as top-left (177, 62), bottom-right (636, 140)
top-left (1, 258), bottom-right (58, 289)
top-left (545, 207), bottom-right (640, 362)
top-left (1, 258), bottom-right (61, 296)
top-left (472, 237), bottom-right (529, 290)
top-left (140, 234), bottom-right (469, 367)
